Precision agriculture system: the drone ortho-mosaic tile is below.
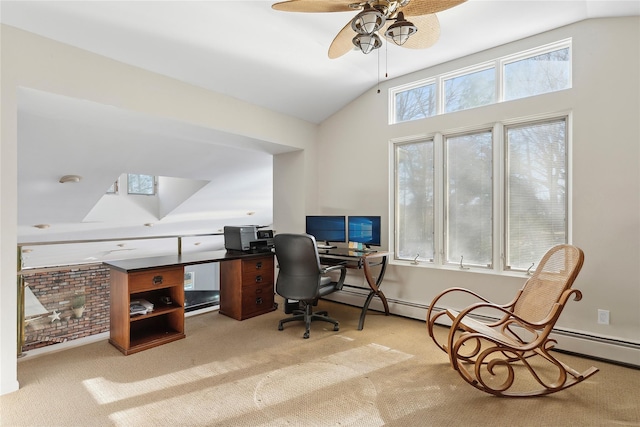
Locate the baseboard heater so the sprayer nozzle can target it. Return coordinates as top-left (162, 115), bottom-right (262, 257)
top-left (327, 285), bottom-right (640, 369)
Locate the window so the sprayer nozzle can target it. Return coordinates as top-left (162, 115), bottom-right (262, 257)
top-left (106, 180), bottom-right (118, 194)
top-left (505, 118), bottom-right (567, 270)
top-left (393, 81), bottom-right (437, 123)
top-left (444, 67), bottom-right (495, 113)
top-left (395, 139), bottom-right (435, 261)
top-left (127, 174), bottom-right (156, 195)
top-left (389, 39), bottom-right (572, 124)
top-left (503, 45), bottom-right (571, 101)
top-left (393, 116), bottom-right (569, 272)
top-left (445, 130), bottom-right (493, 267)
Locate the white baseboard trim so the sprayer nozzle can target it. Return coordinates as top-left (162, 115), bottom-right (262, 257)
top-left (327, 286), bottom-right (640, 368)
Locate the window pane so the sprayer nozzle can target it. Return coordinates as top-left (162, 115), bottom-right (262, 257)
top-left (506, 119), bottom-right (567, 270)
top-left (445, 131), bottom-right (493, 266)
top-left (127, 174), bottom-right (155, 195)
top-left (395, 140), bottom-right (434, 261)
top-left (504, 47), bottom-right (570, 101)
top-left (444, 68), bottom-right (495, 113)
top-left (394, 83), bottom-right (436, 123)
top-left (106, 181), bottom-right (117, 194)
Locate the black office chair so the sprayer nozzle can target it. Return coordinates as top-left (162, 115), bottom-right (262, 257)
top-left (274, 233), bottom-right (347, 339)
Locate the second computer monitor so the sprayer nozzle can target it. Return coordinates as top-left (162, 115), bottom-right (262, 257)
top-left (348, 216), bottom-right (381, 247)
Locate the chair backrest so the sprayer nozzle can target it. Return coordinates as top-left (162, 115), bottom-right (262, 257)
top-left (273, 233), bottom-right (324, 301)
top-left (512, 244), bottom-right (584, 324)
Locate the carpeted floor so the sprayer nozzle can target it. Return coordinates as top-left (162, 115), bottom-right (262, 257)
top-left (1, 300), bottom-right (638, 426)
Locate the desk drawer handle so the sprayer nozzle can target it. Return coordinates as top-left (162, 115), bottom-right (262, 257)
top-left (256, 262), bottom-right (263, 269)
top-left (152, 275), bottom-right (163, 285)
top-left (256, 297), bottom-right (263, 305)
top-left (255, 275), bottom-right (263, 283)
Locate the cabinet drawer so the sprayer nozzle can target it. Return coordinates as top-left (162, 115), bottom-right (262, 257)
top-left (241, 268), bottom-right (274, 287)
top-left (241, 257), bottom-right (273, 286)
top-left (241, 257), bottom-right (273, 275)
top-left (129, 267), bottom-right (184, 293)
top-left (241, 282), bottom-right (274, 315)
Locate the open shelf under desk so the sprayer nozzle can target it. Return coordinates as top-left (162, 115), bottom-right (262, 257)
top-left (129, 304), bottom-right (182, 322)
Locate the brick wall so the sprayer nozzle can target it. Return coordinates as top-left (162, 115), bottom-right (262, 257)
top-left (22, 265), bottom-right (110, 351)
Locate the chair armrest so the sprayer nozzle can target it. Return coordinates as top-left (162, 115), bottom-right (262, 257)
top-left (320, 262), bottom-right (347, 274)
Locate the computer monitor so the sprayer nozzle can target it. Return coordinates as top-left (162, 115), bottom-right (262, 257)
top-left (305, 216), bottom-right (346, 246)
top-left (348, 216), bottom-right (381, 248)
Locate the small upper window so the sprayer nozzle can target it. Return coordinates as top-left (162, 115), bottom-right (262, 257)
top-left (503, 44), bottom-right (571, 101)
top-left (393, 81), bottom-right (437, 123)
top-left (389, 39), bottom-right (572, 124)
top-left (127, 174), bottom-right (156, 195)
top-left (444, 66), bottom-right (496, 113)
top-left (106, 180), bottom-right (118, 194)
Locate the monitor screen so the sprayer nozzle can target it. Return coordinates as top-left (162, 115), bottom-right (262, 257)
top-left (348, 216), bottom-right (381, 247)
top-left (305, 216), bottom-right (346, 243)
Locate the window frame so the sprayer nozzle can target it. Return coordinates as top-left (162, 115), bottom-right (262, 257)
top-left (500, 39), bottom-right (572, 103)
top-left (390, 112), bottom-right (571, 275)
top-left (389, 38), bottom-right (572, 125)
top-left (502, 115), bottom-right (571, 272)
top-left (389, 77), bottom-right (437, 124)
top-left (127, 173), bottom-right (157, 196)
top-left (440, 62), bottom-right (497, 114)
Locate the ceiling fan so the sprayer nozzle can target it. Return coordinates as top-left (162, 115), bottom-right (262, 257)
top-left (272, 0), bottom-right (467, 58)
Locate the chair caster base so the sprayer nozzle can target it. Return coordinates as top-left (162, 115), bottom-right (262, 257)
top-left (303, 331), bottom-right (310, 339)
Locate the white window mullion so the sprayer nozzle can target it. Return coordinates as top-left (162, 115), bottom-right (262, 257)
top-left (433, 132), bottom-right (444, 265)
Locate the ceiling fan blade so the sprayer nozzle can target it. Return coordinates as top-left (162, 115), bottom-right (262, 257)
top-left (328, 20), bottom-right (356, 59)
top-left (401, 0), bottom-right (466, 17)
top-left (381, 14), bottom-right (440, 49)
top-left (272, 0), bottom-right (357, 13)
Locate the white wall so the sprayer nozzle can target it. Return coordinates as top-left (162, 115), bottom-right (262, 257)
top-left (317, 17), bottom-right (640, 363)
top-left (0, 24), bottom-right (316, 395)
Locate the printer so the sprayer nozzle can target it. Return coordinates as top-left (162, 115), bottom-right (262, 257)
top-left (224, 226), bottom-right (258, 251)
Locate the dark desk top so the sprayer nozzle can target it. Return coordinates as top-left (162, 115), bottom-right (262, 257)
top-left (104, 250), bottom-right (273, 273)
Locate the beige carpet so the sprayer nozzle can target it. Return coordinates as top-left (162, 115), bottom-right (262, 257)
top-left (1, 300), bottom-right (638, 427)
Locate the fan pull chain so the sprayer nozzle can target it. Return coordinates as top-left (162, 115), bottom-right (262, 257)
top-left (377, 40), bottom-right (389, 94)
top-left (377, 46), bottom-right (381, 93)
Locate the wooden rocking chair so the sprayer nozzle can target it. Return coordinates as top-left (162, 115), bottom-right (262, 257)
top-left (427, 244), bottom-right (599, 397)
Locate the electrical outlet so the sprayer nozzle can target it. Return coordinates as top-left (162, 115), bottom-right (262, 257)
top-left (597, 309), bottom-right (610, 325)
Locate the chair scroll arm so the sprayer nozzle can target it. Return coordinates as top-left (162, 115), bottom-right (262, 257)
top-left (428, 287), bottom-right (502, 352)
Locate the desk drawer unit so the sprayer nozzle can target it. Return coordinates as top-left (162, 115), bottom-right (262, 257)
top-left (220, 255), bottom-right (275, 320)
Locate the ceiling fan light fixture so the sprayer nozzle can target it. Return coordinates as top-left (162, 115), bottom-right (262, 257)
top-left (385, 12), bottom-right (417, 46)
top-left (351, 4), bottom-right (386, 35)
top-left (353, 32), bottom-right (382, 54)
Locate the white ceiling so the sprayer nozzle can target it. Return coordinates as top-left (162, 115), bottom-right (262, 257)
top-left (2, 0), bottom-right (638, 266)
top-left (3, 0), bottom-right (638, 123)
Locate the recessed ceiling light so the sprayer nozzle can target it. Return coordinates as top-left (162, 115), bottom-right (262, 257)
top-left (33, 224), bottom-right (50, 229)
top-left (59, 175), bottom-right (82, 183)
